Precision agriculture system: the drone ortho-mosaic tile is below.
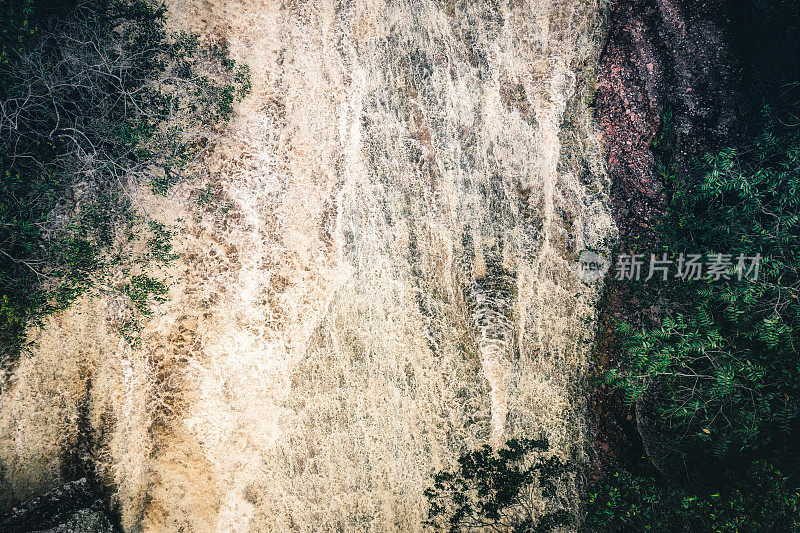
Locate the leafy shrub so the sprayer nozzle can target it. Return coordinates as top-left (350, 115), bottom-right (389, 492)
top-left (586, 463), bottom-right (800, 532)
top-left (608, 107), bottom-right (800, 463)
top-left (589, 85), bottom-right (800, 533)
top-left (424, 438), bottom-right (573, 532)
top-left (0, 0), bottom-right (249, 363)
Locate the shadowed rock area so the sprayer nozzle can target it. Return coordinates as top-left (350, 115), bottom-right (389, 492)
top-left (596, 0), bottom-right (738, 244)
top-left (592, 0), bottom-right (741, 474)
top-left (0, 478), bottom-right (118, 533)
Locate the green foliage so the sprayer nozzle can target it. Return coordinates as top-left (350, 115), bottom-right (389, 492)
top-left (609, 108), bottom-right (800, 459)
top-left (586, 464), bottom-right (800, 532)
top-left (124, 274), bottom-right (167, 316)
top-left (0, 0), bottom-right (250, 363)
top-left (146, 221), bottom-right (179, 264)
top-left (119, 273), bottom-right (168, 346)
top-left (424, 438), bottom-right (573, 532)
top-left (590, 80), bottom-right (800, 533)
top-left (0, 0), bottom-right (71, 63)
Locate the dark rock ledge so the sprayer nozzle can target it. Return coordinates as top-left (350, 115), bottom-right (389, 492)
top-left (0, 478), bottom-right (119, 533)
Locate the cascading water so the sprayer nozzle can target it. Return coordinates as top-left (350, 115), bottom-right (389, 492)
top-left (0, 0), bottom-right (614, 530)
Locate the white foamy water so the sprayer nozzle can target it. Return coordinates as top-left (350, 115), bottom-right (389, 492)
top-left (0, 1), bottom-right (613, 530)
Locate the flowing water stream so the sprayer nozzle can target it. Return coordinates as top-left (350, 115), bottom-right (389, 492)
top-left (0, 1), bottom-right (614, 530)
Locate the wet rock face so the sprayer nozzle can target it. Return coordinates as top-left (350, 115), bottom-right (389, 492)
top-left (0, 478), bottom-right (118, 533)
top-left (596, 0), bottom-right (738, 243)
top-left (592, 0), bottom-right (740, 474)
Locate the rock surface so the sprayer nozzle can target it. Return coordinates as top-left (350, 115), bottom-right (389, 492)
top-left (596, 0), bottom-right (738, 243)
top-left (0, 478), bottom-right (118, 533)
top-left (592, 0), bottom-right (741, 474)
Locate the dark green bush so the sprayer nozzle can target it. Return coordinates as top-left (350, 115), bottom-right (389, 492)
top-left (586, 463), bottom-right (800, 532)
top-left (587, 101), bottom-right (800, 530)
top-left (424, 438), bottom-right (573, 532)
top-left (587, 1), bottom-right (800, 524)
top-left (608, 104), bottom-right (800, 462)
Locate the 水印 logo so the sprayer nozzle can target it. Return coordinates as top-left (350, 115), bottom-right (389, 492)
top-left (578, 250), bottom-right (610, 283)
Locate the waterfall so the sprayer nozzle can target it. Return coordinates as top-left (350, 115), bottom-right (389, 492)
top-left (0, 0), bottom-right (614, 530)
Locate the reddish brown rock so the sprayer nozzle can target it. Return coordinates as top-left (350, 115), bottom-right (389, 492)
top-left (596, 0), bottom-right (737, 246)
top-left (591, 0), bottom-right (740, 475)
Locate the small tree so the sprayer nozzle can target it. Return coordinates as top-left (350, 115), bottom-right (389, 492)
top-left (424, 438), bottom-right (573, 532)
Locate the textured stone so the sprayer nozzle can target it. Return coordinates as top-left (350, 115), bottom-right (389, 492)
top-left (0, 478), bottom-right (118, 533)
top-left (596, 0), bottom-right (738, 246)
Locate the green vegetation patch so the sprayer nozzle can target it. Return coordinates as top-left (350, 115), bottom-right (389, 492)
top-left (0, 0), bottom-right (249, 364)
top-left (424, 438), bottom-right (574, 532)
